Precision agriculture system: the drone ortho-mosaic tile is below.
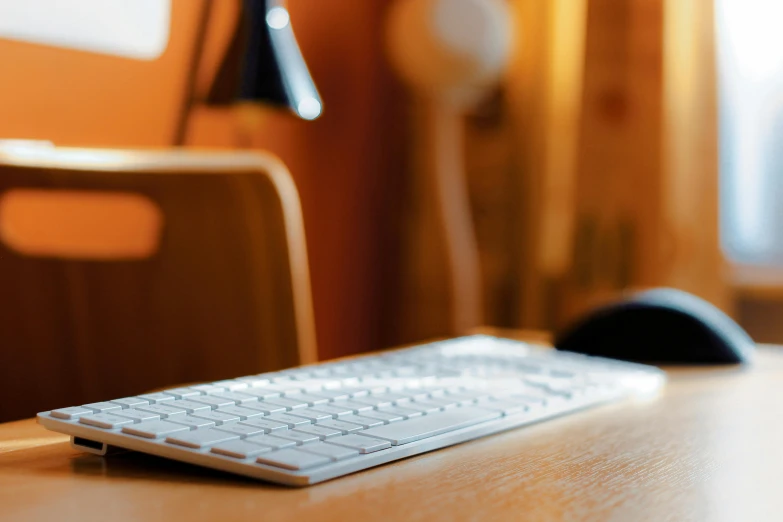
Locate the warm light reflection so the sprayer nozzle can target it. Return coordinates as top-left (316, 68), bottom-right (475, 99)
top-left (0, 436), bottom-right (68, 454)
top-left (620, 372), bottom-right (667, 397)
top-left (266, 7), bottom-right (291, 30)
top-left (297, 97), bottom-right (322, 120)
top-left (0, 143), bottom-right (133, 168)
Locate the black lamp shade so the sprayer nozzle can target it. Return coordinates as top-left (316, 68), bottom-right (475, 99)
top-left (207, 0), bottom-right (322, 120)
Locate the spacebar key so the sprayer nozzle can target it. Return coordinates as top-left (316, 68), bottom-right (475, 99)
top-left (360, 407), bottom-right (501, 445)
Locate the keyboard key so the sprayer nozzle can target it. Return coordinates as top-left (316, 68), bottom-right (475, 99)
top-left (137, 393), bottom-right (176, 404)
top-left (190, 410), bottom-right (240, 425)
top-left (262, 397), bottom-right (309, 411)
top-left (340, 415), bottom-right (385, 428)
top-left (265, 413), bottom-right (312, 428)
top-left (350, 395), bottom-right (394, 409)
top-left (167, 416), bottom-right (216, 430)
top-left (358, 378), bottom-right (408, 392)
top-left (300, 389), bottom-right (342, 402)
top-left (428, 378), bottom-right (468, 393)
top-left (309, 404), bottom-right (355, 418)
top-left (188, 396), bottom-right (236, 409)
top-left (256, 449), bottom-right (330, 470)
top-left (286, 393), bottom-right (331, 406)
top-left (235, 387), bottom-right (283, 400)
top-left (166, 428), bottom-right (239, 449)
top-left (361, 407), bottom-right (501, 445)
top-left (491, 386), bottom-right (549, 403)
top-left (109, 397), bottom-right (150, 409)
top-left (255, 382), bottom-right (311, 396)
top-left (211, 440), bottom-right (273, 459)
top-left (238, 418), bottom-right (289, 433)
top-left (410, 387), bottom-right (446, 400)
top-left (212, 379), bottom-right (251, 391)
top-left (292, 425), bottom-right (342, 440)
top-left (404, 401), bottom-right (442, 414)
top-left (299, 442), bottom-right (358, 461)
top-left (339, 400), bottom-right (376, 414)
top-left (280, 369), bottom-right (312, 380)
top-left (379, 406), bottom-right (425, 419)
top-left (357, 410), bottom-right (405, 424)
top-left (444, 391), bottom-right (488, 405)
top-left (234, 376), bottom-right (272, 387)
top-left (166, 400), bottom-right (211, 413)
top-left (122, 420), bottom-right (189, 439)
top-left (50, 407), bottom-right (93, 420)
top-left (310, 367), bottom-right (341, 378)
top-left (161, 387), bottom-right (203, 399)
top-left (392, 365), bottom-right (425, 377)
top-left (328, 434), bottom-right (391, 454)
top-left (113, 409), bottom-right (161, 423)
top-left (134, 404), bottom-right (187, 418)
top-left (419, 396), bottom-right (460, 409)
top-left (245, 434), bottom-right (297, 450)
top-left (257, 372), bottom-right (296, 383)
top-left (79, 413), bottom-right (134, 429)
top-left (269, 431), bottom-right (320, 445)
top-left (373, 392), bottom-right (415, 405)
top-left (82, 402), bottom-right (122, 413)
top-left (210, 391), bottom-right (259, 405)
top-left (240, 402), bottom-right (288, 415)
top-left (524, 375), bottom-right (571, 389)
top-left (214, 423), bottom-right (267, 438)
top-left (316, 388), bottom-right (368, 400)
top-left (503, 389), bottom-right (549, 403)
top-left (316, 419), bottom-right (364, 434)
top-left (189, 384), bottom-right (226, 394)
top-left (289, 378), bottom-right (342, 392)
top-left (286, 409), bottom-right (333, 423)
top-left (474, 399), bottom-right (527, 416)
top-left (216, 406), bottom-right (265, 420)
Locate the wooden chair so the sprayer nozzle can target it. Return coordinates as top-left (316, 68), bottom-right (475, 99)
top-left (0, 144), bottom-right (317, 422)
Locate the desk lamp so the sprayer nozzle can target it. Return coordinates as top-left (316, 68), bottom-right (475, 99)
top-left (232, 0), bottom-right (321, 120)
top-left (196, 0), bottom-right (322, 143)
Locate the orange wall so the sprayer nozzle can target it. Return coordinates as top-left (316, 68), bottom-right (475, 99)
top-left (187, 0), bottom-right (408, 360)
top-left (0, 0), bottom-right (205, 146)
top-left (0, 0), bottom-right (407, 361)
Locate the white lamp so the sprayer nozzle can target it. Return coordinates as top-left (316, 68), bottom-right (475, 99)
top-left (385, 0), bottom-right (513, 335)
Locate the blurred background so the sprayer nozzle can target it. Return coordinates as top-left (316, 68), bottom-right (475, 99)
top-left (0, 0), bottom-right (781, 419)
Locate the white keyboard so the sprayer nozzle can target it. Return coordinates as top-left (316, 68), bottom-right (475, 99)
top-left (37, 335), bottom-right (665, 486)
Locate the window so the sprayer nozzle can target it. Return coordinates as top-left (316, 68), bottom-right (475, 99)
top-left (0, 0), bottom-right (170, 60)
top-left (717, 0), bottom-right (783, 266)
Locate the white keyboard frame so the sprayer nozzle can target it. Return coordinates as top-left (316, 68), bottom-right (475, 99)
top-left (37, 336), bottom-right (665, 486)
top-left (38, 391), bottom-right (623, 486)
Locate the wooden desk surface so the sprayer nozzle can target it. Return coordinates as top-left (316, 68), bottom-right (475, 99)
top-left (2, 346), bottom-right (783, 522)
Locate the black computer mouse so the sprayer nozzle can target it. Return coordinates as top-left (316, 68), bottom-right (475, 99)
top-left (554, 288), bottom-right (754, 364)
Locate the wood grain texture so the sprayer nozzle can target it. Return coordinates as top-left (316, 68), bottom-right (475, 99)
top-left (0, 147), bottom-right (316, 423)
top-left (1, 336), bottom-right (782, 521)
top-left (557, 0), bottom-right (728, 326)
top-left (505, 0), bottom-right (588, 330)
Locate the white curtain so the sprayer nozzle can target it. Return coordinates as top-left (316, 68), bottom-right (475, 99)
top-left (717, 0), bottom-right (783, 265)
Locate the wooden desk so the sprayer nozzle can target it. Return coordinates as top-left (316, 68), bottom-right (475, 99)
top-left (2, 347), bottom-right (783, 521)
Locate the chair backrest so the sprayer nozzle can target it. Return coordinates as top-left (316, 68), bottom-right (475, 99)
top-left (0, 144), bottom-right (317, 421)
